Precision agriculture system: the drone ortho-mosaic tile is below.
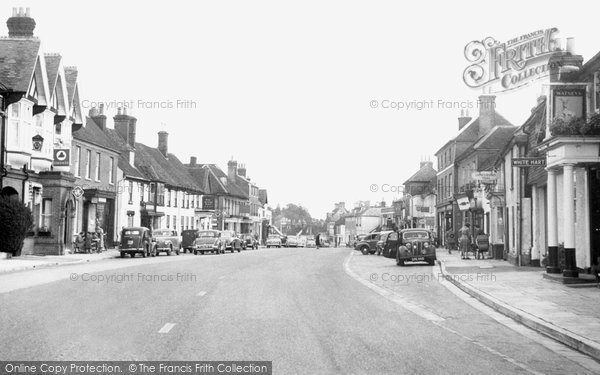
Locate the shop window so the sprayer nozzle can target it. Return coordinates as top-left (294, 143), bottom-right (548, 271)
top-left (109, 157), bottom-right (115, 184)
top-left (166, 215), bottom-right (170, 228)
top-left (95, 152), bottom-right (101, 181)
top-left (85, 150), bottom-right (91, 179)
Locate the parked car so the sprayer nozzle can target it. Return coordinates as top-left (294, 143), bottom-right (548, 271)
top-left (266, 235), bottom-right (282, 248)
top-left (181, 229), bottom-right (199, 253)
top-left (376, 231), bottom-right (398, 257)
top-left (286, 235), bottom-right (299, 247)
top-left (352, 234), bottom-right (367, 249)
top-left (305, 239), bottom-right (316, 248)
top-left (355, 232), bottom-right (388, 255)
top-left (221, 230), bottom-right (242, 252)
top-left (153, 228), bottom-right (181, 256)
top-left (241, 234), bottom-right (259, 250)
top-left (193, 230), bottom-right (223, 255)
top-left (298, 236), bottom-right (307, 247)
top-left (118, 227), bottom-right (156, 258)
top-left (387, 228), bottom-right (437, 266)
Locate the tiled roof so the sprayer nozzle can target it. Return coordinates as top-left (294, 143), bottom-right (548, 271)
top-left (103, 128), bottom-right (146, 180)
top-left (186, 164), bottom-right (248, 199)
top-left (73, 117), bottom-right (119, 152)
top-left (44, 54), bottom-right (61, 94)
top-left (476, 126), bottom-right (517, 150)
top-left (0, 38), bottom-right (40, 92)
top-left (64, 67), bottom-right (78, 104)
top-left (134, 143), bottom-right (203, 193)
top-left (404, 163), bottom-right (437, 184)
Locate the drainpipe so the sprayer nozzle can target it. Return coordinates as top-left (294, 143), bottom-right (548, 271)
top-left (21, 164), bottom-right (29, 203)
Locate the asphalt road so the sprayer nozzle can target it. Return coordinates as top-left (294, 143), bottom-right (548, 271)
top-left (0, 247), bottom-right (598, 374)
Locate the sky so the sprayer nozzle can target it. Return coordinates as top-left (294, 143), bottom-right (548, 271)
top-left (4, 0), bottom-right (599, 219)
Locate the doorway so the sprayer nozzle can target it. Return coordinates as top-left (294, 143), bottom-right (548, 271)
top-left (588, 167), bottom-right (600, 267)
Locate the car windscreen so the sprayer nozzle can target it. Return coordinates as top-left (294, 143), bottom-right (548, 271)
top-left (124, 230), bottom-right (140, 236)
top-left (403, 232), bottom-right (429, 240)
top-left (198, 232), bottom-right (217, 237)
top-left (154, 230), bottom-right (171, 236)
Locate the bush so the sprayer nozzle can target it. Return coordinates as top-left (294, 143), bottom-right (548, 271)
top-left (0, 196), bottom-right (34, 256)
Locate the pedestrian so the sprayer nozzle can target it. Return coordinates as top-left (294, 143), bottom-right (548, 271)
top-left (84, 232), bottom-right (92, 254)
top-left (459, 223), bottom-right (471, 260)
top-left (445, 230), bottom-right (456, 254)
top-left (316, 233), bottom-right (320, 249)
top-left (475, 230), bottom-right (489, 260)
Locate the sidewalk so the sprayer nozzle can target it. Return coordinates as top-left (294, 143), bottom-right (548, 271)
top-left (0, 249), bottom-right (119, 274)
top-left (436, 249), bottom-right (600, 361)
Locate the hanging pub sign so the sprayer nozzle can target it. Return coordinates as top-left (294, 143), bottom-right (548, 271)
top-left (552, 86), bottom-right (586, 121)
top-left (512, 157), bottom-right (546, 167)
top-left (456, 196), bottom-right (470, 211)
top-left (202, 196), bottom-right (215, 210)
top-left (463, 28), bottom-right (561, 93)
top-left (53, 149), bottom-right (70, 166)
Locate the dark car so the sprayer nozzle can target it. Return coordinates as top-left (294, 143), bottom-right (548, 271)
top-left (221, 230), bottom-right (242, 253)
top-left (376, 231), bottom-right (397, 257)
top-left (355, 232), bottom-right (387, 255)
top-left (352, 234), bottom-right (367, 249)
top-left (382, 229), bottom-right (437, 266)
top-left (241, 234), bottom-right (259, 250)
top-left (181, 229), bottom-right (199, 253)
top-left (193, 230), bottom-right (223, 255)
top-left (118, 227), bottom-right (156, 258)
top-left (153, 228), bottom-right (181, 256)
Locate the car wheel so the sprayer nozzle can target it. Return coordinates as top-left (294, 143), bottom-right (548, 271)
top-left (428, 258), bottom-right (436, 266)
top-left (120, 252), bottom-right (125, 258)
top-left (142, 247), bottom-right (147, 258)
top-left (131, 253), bottom-right (136, 258)
top-left (201, 250), bottom-right (205, 255)
top-left (167, 245), bottom-right (172, 256)
top-left (152, 247), bottom-right (157, 257)
top-left (396, 251), bottom-right (404, 266)
top-left (193, 250), bottom-right (198, 255)
top-left (360, 246), bottom-right (369, 255)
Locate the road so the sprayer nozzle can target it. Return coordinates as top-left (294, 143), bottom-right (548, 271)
top-left (0, 247), bottom-right (598, 374)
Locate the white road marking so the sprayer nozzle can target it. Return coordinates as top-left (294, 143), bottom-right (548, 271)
top-left (197, 291), bottom-right (207, 297)
top-left (343, 251), bottom-right (444, 322)
top-left (158, 323), bottom-right (175, 333)
top-left (343, 251), bottom-right (561, 375)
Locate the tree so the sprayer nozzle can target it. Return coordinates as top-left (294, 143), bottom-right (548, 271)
top-left (0, 195), bottom-right (34, 256)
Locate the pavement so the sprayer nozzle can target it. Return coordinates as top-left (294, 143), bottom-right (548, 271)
top-left (0, 249), bottom-right (119, 274)
top-left (436, 249), bottom-right (600, 361)
top-left (1, 247), bottom-right (599, 373)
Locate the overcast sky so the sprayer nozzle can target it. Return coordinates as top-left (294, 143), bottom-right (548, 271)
top-left (5, 1), bottom-right (599, 218)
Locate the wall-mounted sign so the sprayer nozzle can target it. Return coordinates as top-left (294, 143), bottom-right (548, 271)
top-left (463, 28), bottom-right (560, 93)
top-left (202, 196), bottom-right (215, 210)
top-left (456, 197), bottom-right (470, 211)
top-left (552, 87), bottom-right (586, 121)
top-left (32, 134), bottom-right (44, 151)
top-left (512, 157), bottom-right (546, 167)
top-left (472, 171), bottom-right (498, 182)
top-left (53, 149), bottom-right (70, 166)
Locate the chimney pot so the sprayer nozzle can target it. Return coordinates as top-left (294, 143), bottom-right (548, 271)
top-left (12, 8), bottom-right (17, 17)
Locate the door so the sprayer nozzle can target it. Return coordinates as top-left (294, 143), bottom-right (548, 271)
top-left (589, 167), bottom-right (600, 266)
top-left (386, 232), bottom-right (399, 257)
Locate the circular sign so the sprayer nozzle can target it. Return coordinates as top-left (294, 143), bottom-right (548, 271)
top-left (56, 150), bottom-right (68, 161)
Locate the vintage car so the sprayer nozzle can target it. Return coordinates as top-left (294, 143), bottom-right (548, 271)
top-left (286, 235), bottom-right (299, 247)
top-left (181, 229), bottom-right (199, 253)
top-left (355, 232), bottom-right (389, 255)
top-left (118, 227), bottom-right (156, 258)
top-left (266, 235), bottom-right (282, 248)
top-left (305, 238), bottom-right (316, 248)
top-left (352, 234), bottom-right (367, 249)
top-left (382, 228), bottom-right (437, 266)
top-left (153, 228), bottom-right (181, 256)
top-left (221, 230), bottom-right (242, 252)
top-left (193, 230), bottom-right (223, 255)
top-left (241, 234), bottom-right (259, 250)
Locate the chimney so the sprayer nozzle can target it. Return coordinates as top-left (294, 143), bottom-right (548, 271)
top-left (227, 160), bottom-right (238, 183)
top-left (238, 163), bottom-right (246, 177)
top-left (113, 107), bottom-right (130, 143)
top-left (158, 131), bottom-right (168, 157)
top-left (190, 156), bottom-right (197, 166)
top-left (477, 95), bottom-right (496, 137)
top-left (91, 103), bottom-right (107, 130)
top-left (420, 160), bottom-right (433, 169)
top-left (128, 116), bottom-right (137, 148)
top-left (458, 109), bottom-right (472, 130)
top-left (7, 7), bottom-right (36, 38)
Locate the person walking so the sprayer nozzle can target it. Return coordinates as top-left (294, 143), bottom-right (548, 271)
top-left (316, 233), bottom-right (320, 249)
top-left (459, 223), bottom-right (472, 260)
